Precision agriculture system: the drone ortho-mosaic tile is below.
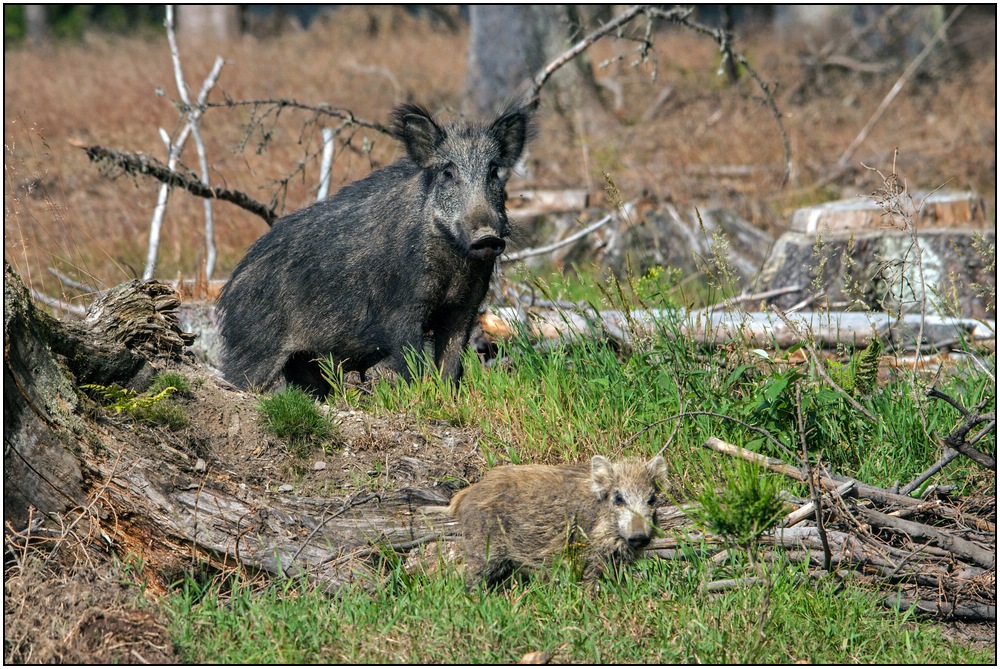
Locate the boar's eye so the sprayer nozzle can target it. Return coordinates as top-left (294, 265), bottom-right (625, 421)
top-left (612, 492), bottom-right (625, 507)
top-left (441, 165), bottom-right (456, 181)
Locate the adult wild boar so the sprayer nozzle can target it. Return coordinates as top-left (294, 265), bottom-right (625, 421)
top-left (216, 101), bottom-right (533, 392)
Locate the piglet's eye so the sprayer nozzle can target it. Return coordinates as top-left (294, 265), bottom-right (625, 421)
top-left (613, 492), bottom-right (625, 506)
top-left (648, 494), bottom-right (657, 506)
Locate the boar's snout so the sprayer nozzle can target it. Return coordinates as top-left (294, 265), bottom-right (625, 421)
top-left (468, 228), bottom-right (506, 260)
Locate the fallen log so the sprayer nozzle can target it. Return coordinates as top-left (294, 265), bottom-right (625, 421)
top-left (884, 593), bottom-right (996, 622)
top-left (481, 305), bottom-right (994, 352)
top-left (781, 480), bottom-right (855, 527)
top-left (701, 437), bottom-right (970, 521)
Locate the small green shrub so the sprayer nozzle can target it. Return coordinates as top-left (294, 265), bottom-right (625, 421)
top-left (691, 461), bottom-right (789, 549)
top-left (150, 370), bottom-right (193, 397)
top-left (258, 387), bottom-right (337, 455)
top-left (826, 339), bottom-right (882, 398)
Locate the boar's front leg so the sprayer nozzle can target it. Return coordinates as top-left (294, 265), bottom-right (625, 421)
top-left (384, 324), bottom-right (431, 382)
top-left (432, 311), bottom-right (478, 383)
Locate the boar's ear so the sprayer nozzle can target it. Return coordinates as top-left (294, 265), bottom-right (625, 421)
top-left (391, 104), bottom-right (445, 168)
top-left (489, 102), bottom-right (534, 168)
top-left (591, 455), bottom-right (615, 498)
top-left (646, 456), bottom-right (667, 486)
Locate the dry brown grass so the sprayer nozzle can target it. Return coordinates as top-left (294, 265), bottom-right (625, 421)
top-left (4, 539), bottom-right (178, 664)
top-left (4, 7), bottom-right (996, 304)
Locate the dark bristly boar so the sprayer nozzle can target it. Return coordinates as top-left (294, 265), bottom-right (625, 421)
top-left (448, 455), bottom-right (667, 588)
top-left (215, 101), bottom-right (533, 392)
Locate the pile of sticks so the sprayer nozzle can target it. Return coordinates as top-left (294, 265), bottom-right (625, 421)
top-left (649, 389), bottom-right (995, 621)
top-left (703, 436), bottom-right (993, 620)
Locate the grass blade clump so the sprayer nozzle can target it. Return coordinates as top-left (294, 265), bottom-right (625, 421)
top-left (258, 386), bottom-right (337, 454)
top-left (690, 460), bottom-right (789, 549)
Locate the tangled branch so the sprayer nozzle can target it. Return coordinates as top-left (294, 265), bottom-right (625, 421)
top-left (206, 96), bottom-right (392, 136)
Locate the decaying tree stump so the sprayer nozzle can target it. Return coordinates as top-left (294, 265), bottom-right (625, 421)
top-left (5, 263), bottom-right (90, 530)
top-left (3, 263), bottom-right (453, 589)
top-left (759, 191), bottom-right (995, 319)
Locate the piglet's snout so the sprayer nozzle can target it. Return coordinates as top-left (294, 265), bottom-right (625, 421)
top-left (625, 514), bottom-right (652, 549)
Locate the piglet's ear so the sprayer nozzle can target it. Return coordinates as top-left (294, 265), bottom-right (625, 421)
top-left (646, 456), bottom-right (667, 486)
top-left (591, 455), bottom-right (614, 498)
top-left (391, 104), bottom-right (445, 168)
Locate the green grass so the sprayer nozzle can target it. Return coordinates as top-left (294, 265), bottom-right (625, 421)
top-left (334, 298), bottom-right (993, 495)
top-left (257, 386), bottom-right (338, 455)
top-left (166, 552), bottom-right (990, 664)
top-left (149, 370), bottom-right (193, 397)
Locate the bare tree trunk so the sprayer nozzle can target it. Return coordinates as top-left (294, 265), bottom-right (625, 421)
top-left (24, 5), bottom-right (49, 45)
top-left (465, 4), bottom-right (612, 130)
top-left (465, 6), bottom-right (546, 116)
top-left (176, 5), bottom-right (241, 42)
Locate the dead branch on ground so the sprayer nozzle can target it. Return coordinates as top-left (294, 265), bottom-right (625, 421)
top-left (925, 387), bottom-right (997, 471)
top-left (698, 435), bottom-right (995, 621)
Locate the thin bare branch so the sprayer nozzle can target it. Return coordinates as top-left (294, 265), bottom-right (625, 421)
top-left (501, 215), bottom-right (613, 263)
top-left (164, 5), bottom-right (224, 280)
top-left (836, 5), bottom-right (967, 169)
top-left (527, 5), bottom-right (680, 105)
top-left (646, 7), bottom-right (792, 188)
top-left (29, 289), bottom-right (87, 317)
top-left (694, 284), bottom-right (803, 314)
top-left (48, 267), bottom-right (98, 294)
top-left (205, 97), bottom-right (392, 135)
top-left (317, 127), bottom-right (336, 202)
top-left (78, 143), bottom-right (277, 226)
top-left (926, 387), bottom-right (997, 471)
top-left (899, 448), bottom-right (960, 496)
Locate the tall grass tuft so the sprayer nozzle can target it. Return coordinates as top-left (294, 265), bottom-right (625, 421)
top-left (258, 386), bottom-right (337, 455)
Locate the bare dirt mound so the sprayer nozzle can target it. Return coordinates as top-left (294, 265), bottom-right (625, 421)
top-left (163, 363), bottom-right (487, 499)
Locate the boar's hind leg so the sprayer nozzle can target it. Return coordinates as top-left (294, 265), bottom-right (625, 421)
top-left (225, 349), bottom-right (286, 392)
top-left (282, 353), bottom-right (330, 397)
top-left (385, 330), bottom-right (431, 382)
